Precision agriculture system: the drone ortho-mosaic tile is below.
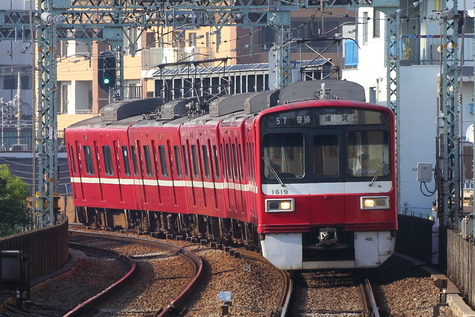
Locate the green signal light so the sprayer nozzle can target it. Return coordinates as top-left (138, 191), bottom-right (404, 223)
top-left (103, 78), bottom-right (110, 85)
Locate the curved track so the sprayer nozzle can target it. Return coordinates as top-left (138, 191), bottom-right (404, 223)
top-left (67, 230), bottom-right (204, 316)
top-left (69, 226), bottom-right (292, 316)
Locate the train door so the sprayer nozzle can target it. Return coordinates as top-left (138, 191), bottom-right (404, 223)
top-left (77, 142), bottom-right (103, 205)
top-left (200, 139), bottom-right (219, 215)
top-left (117, 143), bottom-right (138, 211)
top-left (156, 140), bottom-right (175, 209)
top-left (112, 140), bottom-right (125, 204)
top-left (171, 143), bottom-right (185, 212)
top-left (67, 141), bottom-right (83, 201)
top-left (132, 140), bottom-right (149, 211)
top-left (222, 136), bottom-right (237, 218)
top-left (190, 139), bottom-right (207, 212)
top-left (181, 141), bottom-right (197, 212)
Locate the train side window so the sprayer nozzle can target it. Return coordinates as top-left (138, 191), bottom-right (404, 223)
top-left (174, 146), bottom-right (183, 178)
top-left (313, 135), bottom-right (339, 177)
top-left (213, 145), bottom-right (220, 179)
top-left (122, 146), bottom-right (131, 176)
top-left (202, 144), bottom-right (211, 179)
top-left (191, 144), bottom-right (199, 178)
top-left (84, 145), bottom-right (95, 175)
top-left (131, 145), bottom-right (139, 176)
top-left (225, 143), bottom-right (232, 179)
top-left (143, 145), bottom-right (153, 177)
top-left (232, 143), bottom-right (238, 180)
top-left (158, 145), bottom-right (169, 177)
top-left (102, 146), bottom-right (114, 176)
top-left (182, 145), bottom-right (189, 177)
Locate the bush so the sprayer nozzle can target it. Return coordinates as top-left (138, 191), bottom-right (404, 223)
top-left (0, 164), bottom-right (33, 236)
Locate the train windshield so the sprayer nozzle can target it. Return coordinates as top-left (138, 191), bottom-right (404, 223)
top-left (347, 131), bottom-right (390, 178)
top-left (263, 133), bottom-right (305, 180)
top-left (261, 107), bottom-right (392, 183)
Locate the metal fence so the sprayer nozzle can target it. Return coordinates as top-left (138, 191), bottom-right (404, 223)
top-left (0, 219), bottom-right (69, 282)
top-left (447, 229), bottom-right (475, 308)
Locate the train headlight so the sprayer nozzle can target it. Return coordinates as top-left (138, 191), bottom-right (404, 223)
top-left (360, 196), bottom-right (390, 210)
top-left (265, 198), bottom-right (295, 212)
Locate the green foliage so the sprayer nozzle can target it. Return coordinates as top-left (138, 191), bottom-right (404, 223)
top-left (0, 165), bottom-right (32, 237)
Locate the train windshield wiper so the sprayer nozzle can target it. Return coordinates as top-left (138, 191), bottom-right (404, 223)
top-left (262, 157), bottom-right (285, 187)
top-left (369, 161), bottom-right (384, 187)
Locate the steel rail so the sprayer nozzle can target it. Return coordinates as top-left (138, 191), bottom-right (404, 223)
top-left (62, 241), bottom-right (137, 317)
top-left (68, 229), bottom-right (205, 317)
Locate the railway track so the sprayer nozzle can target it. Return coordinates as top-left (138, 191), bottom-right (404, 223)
top-left (68, 226), bottom-right (292, 316)
top-left (68, 230), bottom-right (204, 316)
top-left (3, 225), bottom-right (291, 316)
top-left (286, 270), bottom-right (378, 316)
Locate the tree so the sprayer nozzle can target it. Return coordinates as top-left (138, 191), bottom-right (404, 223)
top-left (0, 164), bottom-right (32, 237)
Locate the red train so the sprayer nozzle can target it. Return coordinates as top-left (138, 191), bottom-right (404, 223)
top-left (65, 80), bottom-right (397, 270)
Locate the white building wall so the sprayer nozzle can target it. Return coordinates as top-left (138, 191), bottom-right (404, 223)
top-left (342, 6), bottom-right (442, 217)
top-left (399, 66), bottom-right (439, 217)
top-left (342, 8), bottom-right (387, 103)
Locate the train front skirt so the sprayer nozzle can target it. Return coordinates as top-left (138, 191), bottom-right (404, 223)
top-left (260, 231), bottom-right (395, 270)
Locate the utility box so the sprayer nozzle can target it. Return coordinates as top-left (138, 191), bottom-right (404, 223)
top-left (416, 163), bottom-right (433, 182)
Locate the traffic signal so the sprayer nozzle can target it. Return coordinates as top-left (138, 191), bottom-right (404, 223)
top-left (98, 51), bottom-right (116, 91)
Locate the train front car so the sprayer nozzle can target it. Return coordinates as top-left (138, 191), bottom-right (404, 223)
top-left (255, 100), bottom-right (397, 270)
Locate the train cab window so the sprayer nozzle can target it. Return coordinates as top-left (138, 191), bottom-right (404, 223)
top-left (262, 133), bottom-right (304, 180)
top-left (191, 144), bottom-right (200, 178)
top-left (174, 146), bottom-right (183, 178)
top-left (347, 131), bottom-right (390, 177)
top-left (202, 144), bottom-right (211, 179)
top-left (102, 146), bottom-right (114, 176)
top-left (213, 145), bottom-right (220, 179)
top-left (143, 145), bottom-right (154, 177)
top-left (313, 135), bottom-right (339, 177)
top-left (158, 145), bottom-right (169, 177)
top-left (131, 145), bottom-right (139, 176)
top-left (121, 146), bottom-right (131, 176)
top-left (182, 145), bottom-right (189, 177)
top-left (84, 145), bottom-right (95, 175)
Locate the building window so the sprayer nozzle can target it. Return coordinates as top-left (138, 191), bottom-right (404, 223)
top-left (373, 9), bottom-right (381, 38)
top-left (344, 40), bottom-right (358, 67)
top-left (3, 76), bottom-right (15, 89)
top-left (363, 12), bottom-right (369, 44)
top-left (60, 83), bottom-right (69, 114)
top-left (189, 33), bottom-right (197, 47)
